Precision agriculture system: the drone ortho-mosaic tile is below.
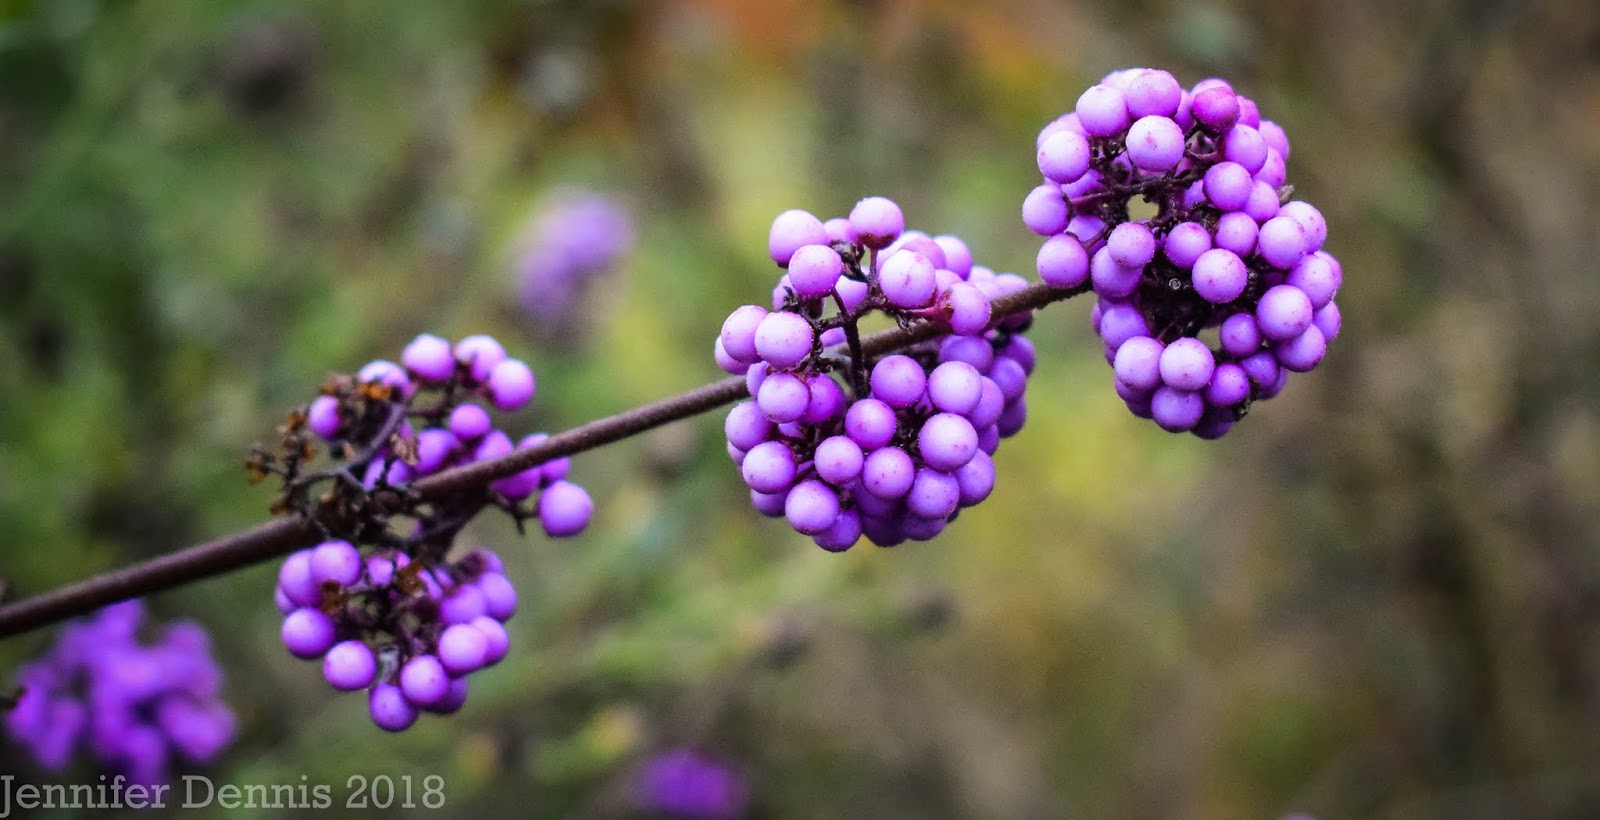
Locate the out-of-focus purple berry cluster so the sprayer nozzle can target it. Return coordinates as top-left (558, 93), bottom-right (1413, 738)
top-left (265, 333), bottom-right (592, 729)
top-left (5, 601), bottom-right (235, 785)
top-left (633, 748), bottom-right (749, 820)
top-left (276, 543), bottom-right (515, 732)
top-left (514, 191), bottom-right (634, 338)
top-left (1027, 68), bottom-right (1342, 437)
top-left (716, 198), bottom-right (1035, 549)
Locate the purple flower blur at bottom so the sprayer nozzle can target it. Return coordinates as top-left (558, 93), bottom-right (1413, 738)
top-left (634, 748), bottom-right (749, 819)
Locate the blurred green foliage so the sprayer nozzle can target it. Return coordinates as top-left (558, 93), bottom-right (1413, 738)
top-left (1, 0), bottom-right (1598, 817)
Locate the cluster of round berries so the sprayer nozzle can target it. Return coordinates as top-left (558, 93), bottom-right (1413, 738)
top-left (1025, 68), bottom-right (1342, 437)
top-left (6, 601), bottom-right (235, 785)
top-left (276, 542), bottom-right (515, 732)
top-left (304, 332), bottom-right (593, 537)
top-left (276, 333), bottom-right (591, 729)
top-left (515, 190), bottom-right (634, 338)
top-left (715, 198), bottom-right (1035, 549)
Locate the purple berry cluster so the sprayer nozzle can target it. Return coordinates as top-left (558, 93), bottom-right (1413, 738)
top-left (1026, 68), bottom-right (1342, 437)
top-left (270, 333), bottom-right (592, 730)
top-left (303, 333), bottom-right (593, 536)
top-left (6, 601), bottom-right (235, 785)
top-left (515, 191), bottom-right (634, 336)
top-left (275, 543), bottom-right (515, 732)
top-left (716, 198), bottom-right (1035, 549)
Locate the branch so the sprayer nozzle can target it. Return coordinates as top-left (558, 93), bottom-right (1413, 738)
top-left (0, 282), bottom-right (1088, 638)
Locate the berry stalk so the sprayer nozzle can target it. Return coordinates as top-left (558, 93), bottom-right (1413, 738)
top-left (0, 280), bottom-right (1087, 639)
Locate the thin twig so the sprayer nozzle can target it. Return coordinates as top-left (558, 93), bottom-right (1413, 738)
top-left (0, 281), bottom-right (1088, 638)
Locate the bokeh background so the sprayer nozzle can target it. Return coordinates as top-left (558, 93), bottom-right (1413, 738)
top-left (1, 0), bottom-right (1598, 817)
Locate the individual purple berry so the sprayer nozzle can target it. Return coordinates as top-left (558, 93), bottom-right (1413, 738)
top-left (918, 413), bottom-right (979, 472)
top-left (402, 334), bottom-right (455, 383)
top-left (399, 655), bottom-right (449, 707)
top-left (1113, 336), bottom-right (1165, 391)
top-left (1123, 69), bottom-right (1182, 117)
top-left (720, 305), bottom-right (769, 365)
top-left (813, 509), bottom-right (863, 552)
top-left (1256, 284), bottom-right (1315, 341)
top-left (785, 480), bottom-right (840, 535)
top-left (476, 572), bottom-right (518, 621)
top-left (907, 468), bottom-right (961, 519)
top-left (1287, 252), bottom-right (1341, 309)
top-left (845, 399), bottom-right (897, 450)
top-left (1159, 338), bottom-right (1216, 391)
top-left (941, 283), bottom-right (992, 336)
top-left (454, 335), bottom-right (507, 384)
top-left (1212, 212), bottom-right (1259, 257)
top-left (1037, 234), bottom-right (1090, 288)
top-left (1205, 363), bottom-right (1252, 406)
top-left (814, 436), bottom-right (864, 485)
top-left (438, 624), bottom-right (489, 676)
top-left (1275, 325), bottom-right (1327, 372)
top-left (756, 372), bottom-right (810, 423)
top-left (1244, 180), bottom-right (1282, 222)
top-left (538, 480), bottom-right (594, 537)
top-left (870, 355), bottom-right (927, 409)
top-left (1038, 130), bottom-right (1092, 183)
top-left (787, 244), bottom-right (844, 298)
top-left (1191, 85), bottom-right (1240, 132)
top-left (1022, 184), bottom-right (1070, 236)
top-left (927, 361), bottom-right (984, 416)
top-left (741, 441), bottom-right (797, 494)
top-left (1192, 248), bottom-right (1249, 304)
top-left (1097, 303), bottom-right (1151, 350)
top-left (412, 429), bottom-right (458, 475)
top-left (862, 447), bottom-right (916, 499)
top-left (724, 402), bottom-right (773, 451)
top-left (768, 209), bottom-right (829, 266)
top-left (1090, 248), bottom-right (1143, 299)
top-left (307, 395), bottom-right (342, 440)
top-left (1203, 162), bottom-right (1253, 211)
top-left (1257, 216), bottom-right (1309, 269)
top-left (323, 641), bottom-right (377, 692)
top-left (849, 197), bottom-right (905, 249)
top-left (448, 403), bottom-right (492, 441)
top-left (282, 609), bottom-right (337, 660)
top-left (1125, 115), bottom-right (1185, 171)
top-left (1220, 312), bottom-right (1263, 357)
top-left (369, 683), bottom-right (418, 732)
top-left (1075, 84), bottom-right (1129, 136)
top-left (1163, 222), bottom-right (1212, 269)
top-left (1223, 125), bottom-right (1268, 174)
top-left (1151, 387), bottom-right (1205, 432)
top-left (278, 549), bottom-right (321, 608)
top-left (753, 311), bottom-right (814, 369)
top-left (487, 359), bottom-right (537, 411)
top-left (878, 250), bottom-right (937, 309)
top-left (309, 540), bottom-right (362, 587)
top-left (1106, 224), bottom-right (1156, 271)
